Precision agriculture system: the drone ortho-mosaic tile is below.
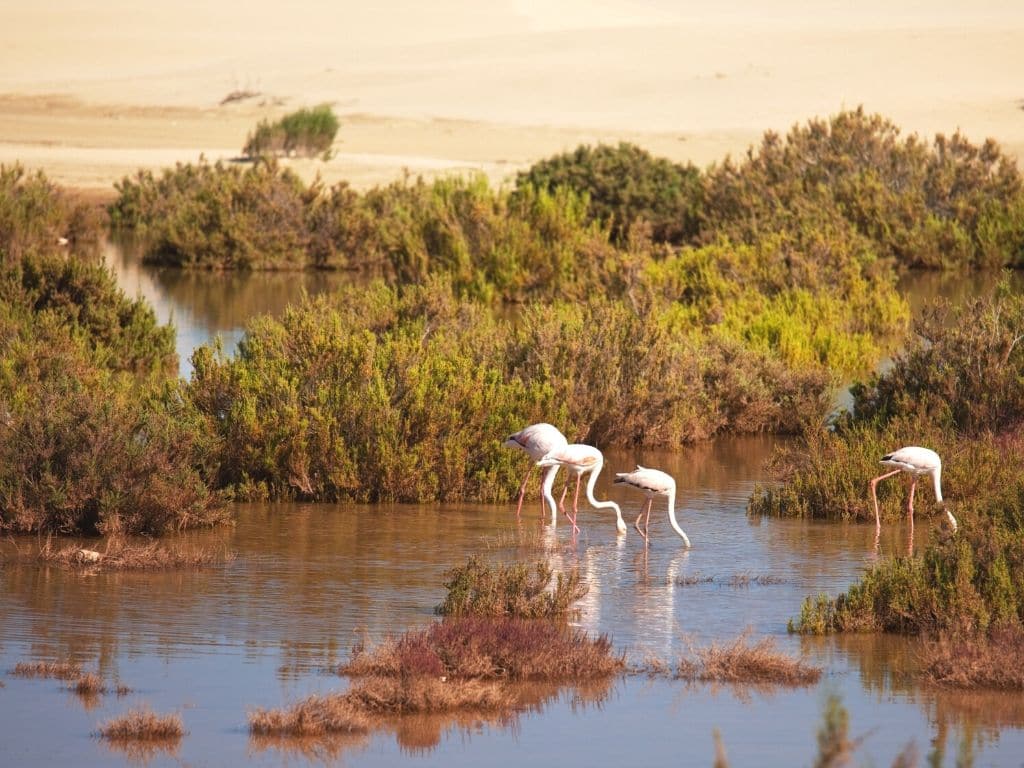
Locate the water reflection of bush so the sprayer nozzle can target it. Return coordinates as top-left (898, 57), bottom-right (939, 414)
top-left (249, 679), bottom-right (615, 760)
top-left (812, 633), bottom-right (1024, 759)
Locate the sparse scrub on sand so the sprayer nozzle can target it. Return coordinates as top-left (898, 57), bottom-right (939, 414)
top-left (342, 616), bottom-right (623, 683)
top-left (11, 660), bottom-right (83, 680)
top-left (675, 633), bottom-right (821, 686)
top-left (921, 624), bottom-right (1024, 690)
top-left (97, 707), bottom-right (185, 741)
top-left (243, 105), bottom-right (339, 159)
top-left (435, 556), bottom-right (586, 619)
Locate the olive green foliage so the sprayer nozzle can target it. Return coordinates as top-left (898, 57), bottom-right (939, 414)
top-left (750, 286), bottom-right (1024, 522)
top-left (109, 159), bottom-right (322, 269)
top-left (0, 164), bottom-right (101, 260)
top-left (242, 104), bottom-right (340, 159)
top-left (435, 556), bottom-right (588, 619)
top-left (0, 168), bottom-right (224, 535)
top-left (514, 142), bottom-right (704, 244)
top-left (769, 289), bottom-right (1024, 636)
top-left (701, 108), bottom-right (1024, 268)
top-left (186, 279), bottom-right (852, 502)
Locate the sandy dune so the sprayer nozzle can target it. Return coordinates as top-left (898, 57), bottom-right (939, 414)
top-left (2, 1), bottom-right (1023, 193)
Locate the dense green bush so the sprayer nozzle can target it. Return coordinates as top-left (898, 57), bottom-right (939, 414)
top-left (514, 142), bottom-right (703, 245)
top-left (0, 164), bottom-right (101, 261)
top-left (0, 167), bottom-right (223, 536)
top-left (187, 279), bottom-right (849, 502)
top-left (242, 104), bottom-right (339, 159)
top-left (701, 108), bottom-right (1024, 268)
top-left (109, 159), bottom-right (320, 269)
top-left (0, 306), bottom-right (225, 535)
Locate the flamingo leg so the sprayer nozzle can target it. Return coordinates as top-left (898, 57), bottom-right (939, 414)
top-left (558, 481), bottom-right (569, 514)
top-left (515, 465), bottom-right (535, 518)
top-left (563, 474), bottom-right (581, 534)
top-left (644, 499), bottom-right (653, 543)
top-left (907, 477), bottom-right (917, 518)
top-left (869, 470), bottom-right (902, 531)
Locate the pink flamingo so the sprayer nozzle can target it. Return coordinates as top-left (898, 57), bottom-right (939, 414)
top-left (504, 423), bottom-right (568, 518)
top-left (537, 444), bottom-right (627, 535)
top-left (869, 446), bottom-right (957, 533)
top-left (614, 465), bottom-right (691, 547)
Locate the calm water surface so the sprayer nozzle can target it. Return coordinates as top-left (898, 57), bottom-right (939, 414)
top-left (2, 245), bottom-right (1021, 766)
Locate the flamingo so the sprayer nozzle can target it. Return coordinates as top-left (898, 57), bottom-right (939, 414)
top-left (536, 444), bottom-right (627, 535)
top-left (504, 423), bottom-right (568, 518)
top-left (613, 465), bottom-right (691, 547)
top-left (869, 446), bottom-right (958, 533)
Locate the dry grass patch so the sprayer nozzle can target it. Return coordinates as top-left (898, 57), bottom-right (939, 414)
top-left (677, 633), bottom-right (821, 686)
top-left (97, 707), bottom-right (185, 741)
top-left (342, 617), bottom-right (624, 683)
top-left (435, 556), bottom-right (587, 619)
top-left (70, 673), bottom-right (106, 695)
top-left (729, 572), bottom-right (785, 587)
top-left (249, 693), bottom-right (371, 736)
top-left (921, 624), bottom-right (1024, 690)
top-left (37, 538), bottom-right (233, 571)
top-left (11, 660), bottom-right (82, 680)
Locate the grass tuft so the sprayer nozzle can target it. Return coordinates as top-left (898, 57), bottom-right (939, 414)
top-left (97, 707), bottom-right (185, 741)
top-left (676, 633), bottom-right (821, 686)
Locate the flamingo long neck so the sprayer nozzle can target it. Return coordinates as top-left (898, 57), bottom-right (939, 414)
top-left (666, 490), bottom-right (691, 547)
top-left (585, 461), bottom-right (627, 534)
top-left (540, 465), bottom-right (560, 524)
top-left (932, 466), bottom-right (943, 503)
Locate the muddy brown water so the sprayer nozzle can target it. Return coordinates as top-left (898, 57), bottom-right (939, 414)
top-left (1, 244), bottom-right (1022, 766)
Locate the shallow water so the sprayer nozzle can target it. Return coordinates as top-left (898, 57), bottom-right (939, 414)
top-left (3, 439), bottom-right (1023, 767)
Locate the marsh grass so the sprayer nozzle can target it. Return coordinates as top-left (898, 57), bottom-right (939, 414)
top-left (675, 573), bottom-right (716, 586)
top-left (249, 694), bottom-right (371, 736)
top-left (729, 572), bottom-right (786, 588)
top-left (243, 105), bottom-right (339, 159)
top-left (97, 707), bottom-right (185, 741)
top-left (11, 660), bottom-right (82, 680)
top-left (36, 537), bottom-right (235, 571)
top-left (676, 633), bottom-right (821, 687)
top-left (70, 673), bottom-right (105, 695)
top-left (435, 556), bottom-right (587, 619)
top-left (921, 624), bottom-right (1024, 690)
top-left (342, 617), bottom-right (623, 683)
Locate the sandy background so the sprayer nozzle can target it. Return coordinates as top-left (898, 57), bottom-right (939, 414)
top-left (2, 1), bottom-right (1023, 195)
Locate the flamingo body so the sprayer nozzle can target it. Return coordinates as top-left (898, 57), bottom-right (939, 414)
top-left (537, 444), bottom-right (627, 535)
top-left (870, 446), bottom-right (957, 532)
top-left (504, 423), bottom-right (568, 518)
top-left (614, 465), bottom-right (691, 547)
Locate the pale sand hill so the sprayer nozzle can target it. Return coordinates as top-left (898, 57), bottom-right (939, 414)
top-left (1, 1), bottom-right (1023, 192)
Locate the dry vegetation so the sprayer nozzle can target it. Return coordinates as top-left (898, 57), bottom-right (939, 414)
top-left (11, 660), bottom-right (83, 680)
top-left (342, 617), bottom-right (623, 683)
top-left (97, 707), bottom-right (185, 741)
top-left (676, 634), bottom-right (821, 686)
top-left (921, 624), bottom-right (1024, 690)
top-left (249, 693), bottom-right (372, 736)
top-left (36, 537), bottom-right (234, 571)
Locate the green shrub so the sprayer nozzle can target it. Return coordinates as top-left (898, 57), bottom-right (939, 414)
top-left (515, 142), bottom-right (704, 244)
top-left (242, 104), bottom-right (339, 159)
top-left (0, 164), bottom-right (102, 261)
top-left (187, 279), bottom-right (846, 502)
top-left (701, 108), bottom-right (1024, 268)
top-left (0, 308), bottom-right (225, 535)
top-left (435, 556), bottom-right (587, 619)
